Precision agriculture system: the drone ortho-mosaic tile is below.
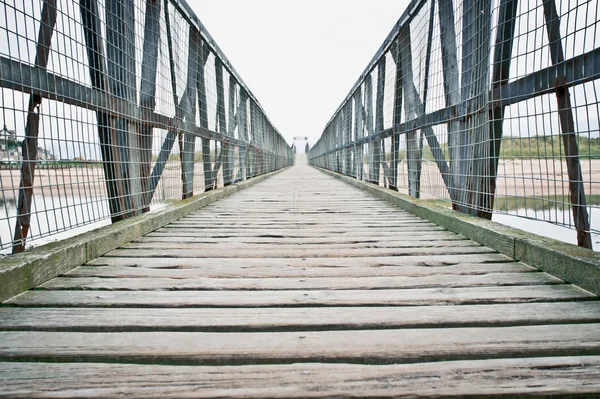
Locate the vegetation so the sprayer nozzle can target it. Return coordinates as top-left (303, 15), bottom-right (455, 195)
top-left (493, 194), bottom-right (600, 212)
top-left (416, 135), bottom-right (600, 161)
top-left (499, 136), bottom-right (600, 159)
top-left (422, 195), bottom-right (600, 212)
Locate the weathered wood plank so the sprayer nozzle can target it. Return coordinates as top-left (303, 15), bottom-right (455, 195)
top-left (1, 357), bottom-right (599, 398)
top-left (38, 272), bottom-right (562, 291)
top-left (2, 302), bottom-right (600, 332)
top-left (66, 262), bottom-right (534, 279)
top-left (168, 219), bottom-right (433, 225)
top-left (121, 240), bottom-right (480, 251)
top-left (105, 246), bottom-right (494, 259)
top-left (85, 253), bottom-right (518, 268)
top-left (155, 225), bottom-right (448, 233)
top-left (138, 232), bottom-right (469, 244)
top-left (5, 285), bottom-right (593, 308)
top-left (1, 324), bottom-right (600, 365)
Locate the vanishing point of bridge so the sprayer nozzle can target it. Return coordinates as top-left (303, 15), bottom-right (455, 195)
top-left (2, 0), bottom-right (600, 396)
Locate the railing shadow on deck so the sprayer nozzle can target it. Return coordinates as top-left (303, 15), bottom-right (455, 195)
top-left (0, 0), bottom-right (294, 255)
top-left (308, 0), bottom-right (600, 250)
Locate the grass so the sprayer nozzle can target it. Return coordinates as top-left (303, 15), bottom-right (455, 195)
top-left (392, 135), bottom-right (600, 161)
top-left (422, 194), bottom-right (600, 212)
top-left (493, 194), bottom-right (600, 211)
top-left (499, 136), bottom-right (600, 159)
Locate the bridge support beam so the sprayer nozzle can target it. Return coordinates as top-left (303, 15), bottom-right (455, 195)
top-left (399, 28), bottom-right (422, 198)
top-left (138, 0), bottom-right (161, 212)
top-left (542, 0), bottom-right (592, 249)
top-left (12, 0), bottom-right (57, 253)
top-left (80, 0), bottom-right (142, 224)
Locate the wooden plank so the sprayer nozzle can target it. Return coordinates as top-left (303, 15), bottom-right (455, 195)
top-left (2, 302), bottom-right (600, 332)
top-left (121, 240), bottom-right (480, 251)
top-left (5, 285), bottom-right (593, 308)
top-left (1, 357), bottom-right (600, 398)
top-left (0, 324), bottom-right (599, 365)
top-left (179, 215), bottom-right (438, 221)
top-left (182, 210), bottom-right (429, 217)
top-left (66, 262), bottom-right (533, 279)
top-left (154, 225), bottom-right (448, 234)
top-left (161, 223), bottom-right (441, 231)
top-left (86, 253), bottom-right (515, 268)
top-left (105, 245), bottom-right (494, 259)
top-left (166, 220), bottom-right (434, 226)
top-left (148, 228), bottom-right (449, 237)
top-left (136, 232), bottom-right (472, 243)
top-left (38, 272), bottom-right (561, 291)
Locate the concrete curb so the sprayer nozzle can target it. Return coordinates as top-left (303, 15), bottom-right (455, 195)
top-left (0, 167), bottom-right (290, 302)
top-left (314, 166), bottom-right (600, 296)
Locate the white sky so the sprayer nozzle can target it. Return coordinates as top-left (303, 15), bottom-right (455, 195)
top-left (188, 0), bottom-right (412, 147)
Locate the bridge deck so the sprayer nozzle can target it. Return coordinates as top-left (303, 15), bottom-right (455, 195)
top-left (1, 160), bottom-right (600, 397)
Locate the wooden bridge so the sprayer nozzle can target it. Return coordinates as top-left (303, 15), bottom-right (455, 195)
top-left (2, 0), bottom-right (600, 394)
top-left (1, 156), bottom-right (600, 397)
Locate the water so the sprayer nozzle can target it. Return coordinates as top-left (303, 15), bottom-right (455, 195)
top-left (0, 195), bottom-right (111, 254)
top-left (493, 208), bottom-right (600, 250)
top-left (0, 195), bottom-right (167, 255)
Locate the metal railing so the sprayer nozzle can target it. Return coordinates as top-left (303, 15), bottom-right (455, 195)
top-left (0, 0), bottom-right (294, 254)
top-left (308, 0), bottom-right (600, 249)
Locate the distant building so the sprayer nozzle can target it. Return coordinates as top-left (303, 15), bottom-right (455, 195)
top-left (0, 125), bottom-right (56, 162)
top-left (0, 125), bottom-right (20, 162)
top-left (37, 147), bottom-right (55, 161)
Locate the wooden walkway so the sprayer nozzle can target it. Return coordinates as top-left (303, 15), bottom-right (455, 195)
top-left (1, 159), bottom-right (600, 397)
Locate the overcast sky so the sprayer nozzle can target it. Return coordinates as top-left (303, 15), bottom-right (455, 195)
top-left (188, 0), bottom-right (412, 148)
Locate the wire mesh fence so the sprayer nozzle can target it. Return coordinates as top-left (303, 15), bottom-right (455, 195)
top-left (308, 0), bottom-right (600, 250)
top-left (0, 0), bottom-right (294, 254)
